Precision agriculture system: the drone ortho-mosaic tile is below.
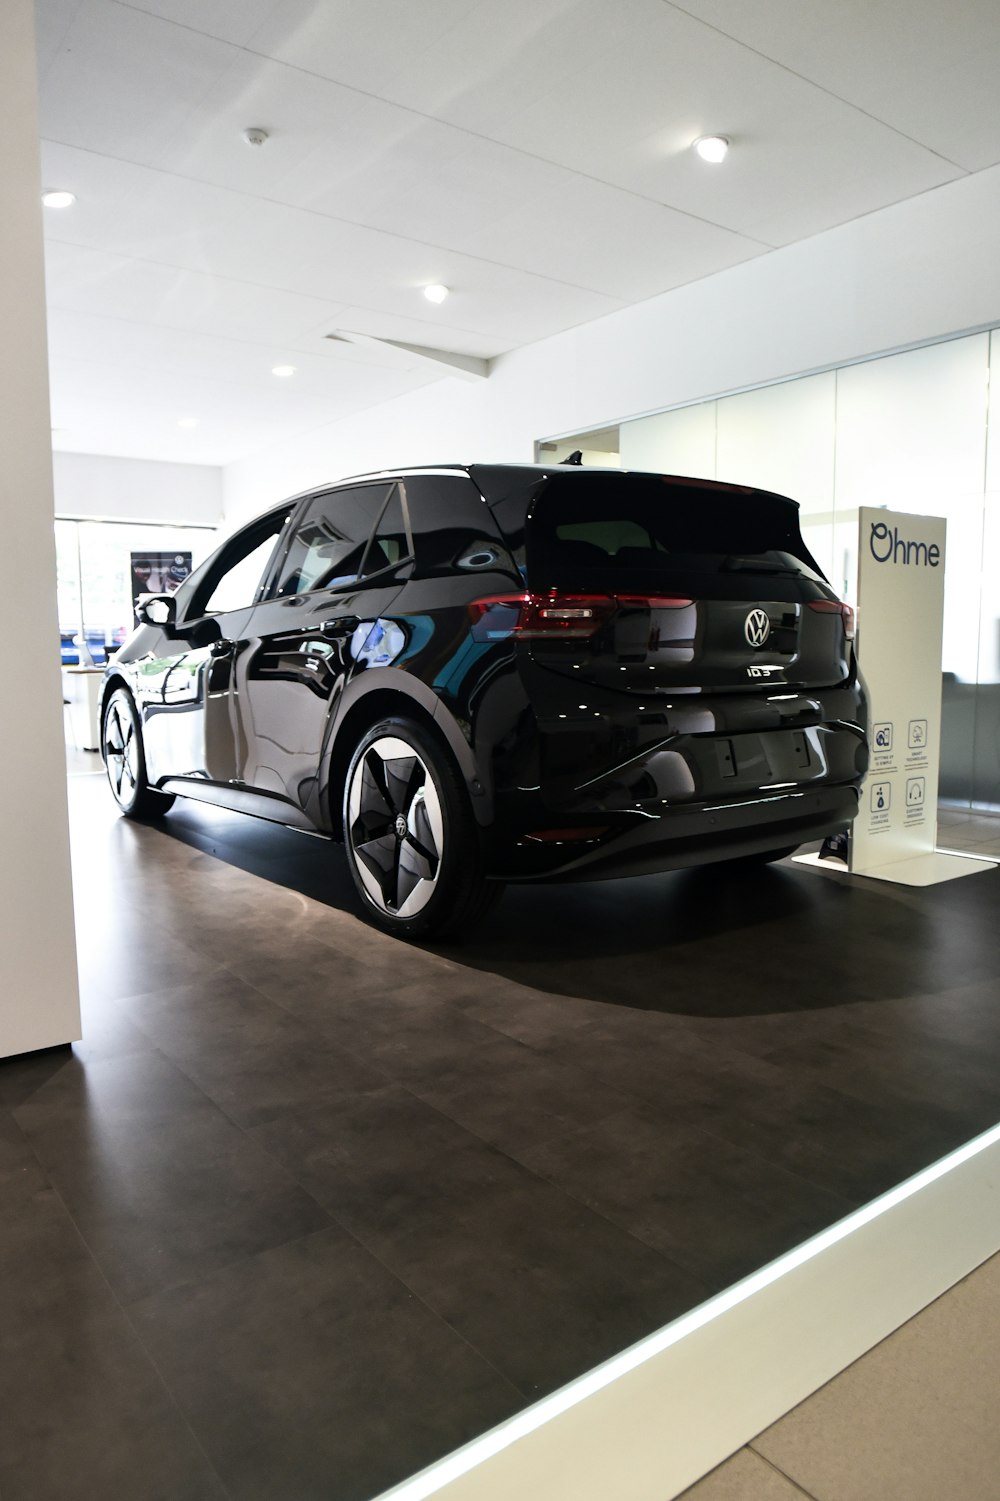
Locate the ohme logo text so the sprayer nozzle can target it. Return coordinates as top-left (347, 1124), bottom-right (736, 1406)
top-left (869, 521), bottom-right (941, 567)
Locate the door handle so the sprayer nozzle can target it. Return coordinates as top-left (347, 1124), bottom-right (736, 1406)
top-left (210, 637), bottom-right (235, 657)
top-left (320, 616), bottom-right (360, 638)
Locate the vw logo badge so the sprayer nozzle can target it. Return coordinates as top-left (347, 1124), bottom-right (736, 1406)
top-left (744, 608), bottom-right (770, 647)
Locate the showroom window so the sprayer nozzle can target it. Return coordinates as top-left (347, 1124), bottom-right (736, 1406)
top-left (55, 517), bottom-right (216, 664)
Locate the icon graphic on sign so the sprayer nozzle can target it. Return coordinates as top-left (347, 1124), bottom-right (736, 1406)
top-left (906, 777), bottom-right (925, 809)
top-left (908, 719), bottom-right (927, 750)
top-left (870, 782), bottom-right (891, 813)
top-left (874, 722), bottom-right (893, 752)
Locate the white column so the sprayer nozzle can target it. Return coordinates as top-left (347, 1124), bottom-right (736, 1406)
top-left (0, 0), bottom-right (81, 1057)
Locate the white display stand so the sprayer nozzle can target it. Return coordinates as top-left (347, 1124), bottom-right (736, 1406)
top-left (798, 508), bottom-right (991, 886)
top-left (62, 665), bottom-right (104, 751)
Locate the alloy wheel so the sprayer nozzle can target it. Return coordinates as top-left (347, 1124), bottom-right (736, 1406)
top-left (104, 698), bottom-right (139, 807)
top-left (347, 735), bottom-right (444, 918)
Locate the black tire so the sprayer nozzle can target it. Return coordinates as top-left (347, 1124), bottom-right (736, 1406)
top-left (342, 716), bottom-right (500, 940)
top-left (102, 687), bottom-right (175, 820)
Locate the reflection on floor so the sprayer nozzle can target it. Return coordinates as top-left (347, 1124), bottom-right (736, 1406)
top-left (679, 1248), bottom-right (1000, 1501)
top-left (937, 804), bottom-right (1000, 859)
top-left (3, 768), bottom-right (1000, 1500)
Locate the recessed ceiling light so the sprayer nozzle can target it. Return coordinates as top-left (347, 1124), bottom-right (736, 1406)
top-left (423, 284), bottom-right (449, 304)
top-left (177, 417), bottom-right (199, 429)
top-left (272, 365), bottom-right (296, 378)
top-left (694, 135), bottom-right (730, 164)
top-left (42, 190), bottom-right (76, 208)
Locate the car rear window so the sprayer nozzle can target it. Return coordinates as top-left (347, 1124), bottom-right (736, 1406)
top-left (524, 474), bottom-right (825, 591)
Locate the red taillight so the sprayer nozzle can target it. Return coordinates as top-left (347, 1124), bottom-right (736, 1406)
top-left (616, 595), bottom-right (694, 609)
top-left (468, 593), bottom-right (614, 641)
top-left (468, 592), bottom-right (693, 643)
top-left (808, 598), bottom-right (856, 641)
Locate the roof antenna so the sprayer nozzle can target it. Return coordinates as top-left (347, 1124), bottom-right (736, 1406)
top-left (561, 449), bottom-right (583, 465)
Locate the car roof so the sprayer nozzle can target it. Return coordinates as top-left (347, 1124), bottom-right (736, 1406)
top-left (309, 463), bottom-right (801, 511)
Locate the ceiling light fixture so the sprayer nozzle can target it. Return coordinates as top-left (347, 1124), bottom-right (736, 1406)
top-left (694, 135), bottom-right (730, 164)
top-left (423, 284), bottom-right (449, 304)
top-left (272, 364), bottom-right (296, 378)
top-left (177, 417), bottom-right (199, 429)
top-left (42, 190), bottom-right (76, 208)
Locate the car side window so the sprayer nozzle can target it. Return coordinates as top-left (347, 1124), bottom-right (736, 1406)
top-left (358, 484), bottom-right (413, 579)
top-left (403, 474), bottom-right (518, 579)
top-left (274, 484), bottom-right (391, 597)
top-left (187, 510), bottom-right (291, 618)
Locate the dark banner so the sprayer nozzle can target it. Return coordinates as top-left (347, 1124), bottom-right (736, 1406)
top-left (131, 551), bottom-right (192, 622)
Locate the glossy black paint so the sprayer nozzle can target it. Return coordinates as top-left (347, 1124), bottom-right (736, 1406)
top-left (103, 465), bottom-right (869, 882)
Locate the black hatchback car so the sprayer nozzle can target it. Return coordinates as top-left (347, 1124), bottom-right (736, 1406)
top-left (101, 464), bottom-right (869, 937)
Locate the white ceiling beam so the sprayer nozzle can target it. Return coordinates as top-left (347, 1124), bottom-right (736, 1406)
top-left (338, 332), bottom-right (489, 381)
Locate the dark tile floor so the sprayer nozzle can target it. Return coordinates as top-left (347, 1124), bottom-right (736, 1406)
top-left (3, 771), bottom-right (1000, 1500)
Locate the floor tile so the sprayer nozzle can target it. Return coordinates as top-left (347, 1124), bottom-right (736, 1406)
top-left (402, 1029), bottom-right (633, 1153)
top-left (14, 1052), bottom-right (331, 1304)
top-left (114, 970), bottom-right (388, 1127)
top-left (0, 1046), bottom-right (76, 1111)
top-left (312, 985), bottom-right (632, 1152)
top-left (514, 1107), bottom-right (854, 1293)
top-left (48, 773), bottom-right (1000, 1501)
top-left (131, 1227), bottom-right (523, 1501)
top-left (753, 1252), bottom-right (1000, 1501)
top-left (252, 1085), bottom-right (707, 1397)
top-left (0, 1176), bottom-right (228, 1501)
top-left (677, 1447), bottom-right (814, 1500)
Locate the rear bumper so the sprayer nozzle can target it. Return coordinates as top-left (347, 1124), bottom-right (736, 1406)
top-left (493, 782), bottom-right (861, 882)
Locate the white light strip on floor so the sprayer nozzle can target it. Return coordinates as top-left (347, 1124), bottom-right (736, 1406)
top-left (936, 845), bottom-right (1000, 865)
top-left (376, 1117), bottom-right (1000, 1501)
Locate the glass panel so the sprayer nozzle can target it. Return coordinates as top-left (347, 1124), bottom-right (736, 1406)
top-left (835, 335), bottom-right (990, 811)
top-left (56, 520), bottom-right (83, 662)
top-left (202, 531), bottom-right (282, 614)
top-left (835, 334), bottom-right (989, 507)
top-left (972, 481), bottom-right (1000, 810)
top-left (716, 371), bottom-right (837, 583)
top-left (57, 519), bottom-right (214, 663)
top-left (527, 473), bottom-right (822, 593)
top-left (618, 401), bottom-right (717, 478)
top-left (361, 486), bottom-right (411, 577)
top-left (275, 485), bottom-right (390, 596)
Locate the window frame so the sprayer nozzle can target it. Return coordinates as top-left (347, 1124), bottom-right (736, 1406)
top-left (180, 505), bottom-right (294, 622)
top-left (262, 481), bottom-right (414, 602)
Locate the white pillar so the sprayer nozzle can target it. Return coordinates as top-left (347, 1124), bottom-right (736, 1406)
top-left (0, 0), bottom-right (81, 1057)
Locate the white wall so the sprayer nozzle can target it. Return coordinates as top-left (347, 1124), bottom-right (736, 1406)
top-left (223, 162), bottom-right (1000, 524)
top-left (0, 0), bottom-right (80, 1057)
top-left (54, 450), bottom-right (222, 525)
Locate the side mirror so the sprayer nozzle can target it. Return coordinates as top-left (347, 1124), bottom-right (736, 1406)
top-left (136, 593), bottom-right (177, 630)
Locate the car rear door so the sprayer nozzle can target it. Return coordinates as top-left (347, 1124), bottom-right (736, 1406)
top-left (233, 482), bottom-right (412, 829)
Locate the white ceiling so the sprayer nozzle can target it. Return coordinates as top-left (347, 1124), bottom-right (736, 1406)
top-left (36, 0), bottom-right (1000, 466)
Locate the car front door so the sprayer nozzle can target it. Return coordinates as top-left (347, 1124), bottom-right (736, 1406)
top-left (233, 483), bottom-right (412, 829)
top-left (140, 508), bottom-right (292, 789)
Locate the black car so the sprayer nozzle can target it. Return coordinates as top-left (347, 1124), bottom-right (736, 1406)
top-left (101, 464), bottom-right (868, 937)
